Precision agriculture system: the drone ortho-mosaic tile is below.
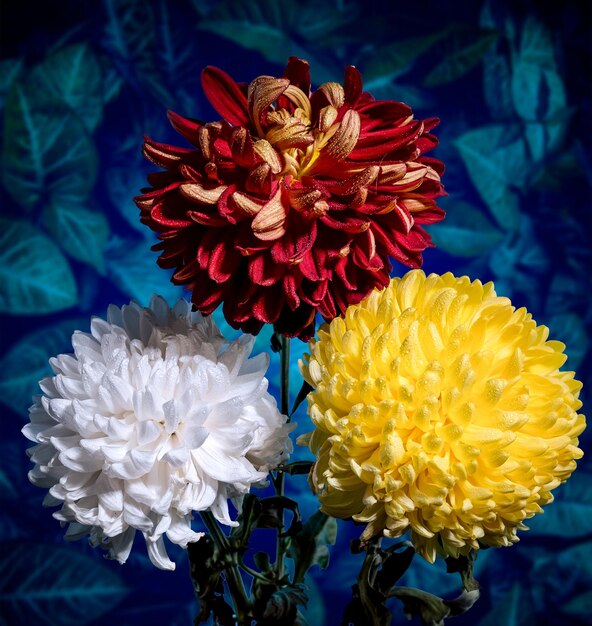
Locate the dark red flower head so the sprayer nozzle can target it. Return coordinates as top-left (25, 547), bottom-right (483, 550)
top-left (136, 57), bottom-right (445, 340)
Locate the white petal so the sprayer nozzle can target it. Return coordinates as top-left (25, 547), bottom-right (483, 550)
top-left (90, 317), bottom-right (113, 341)
top-left (109, 449), bottom-right (156, 479)
top-left (106, 527), bottom-right (136, 564)
top-left (146, 536), bottom-right (175, 570)
top-left (163, 446), bottom-right (189, 468)
top-left (162, 399), bottom-right (180, 434)
top-left (136, 420), bottom-right (162, 446)
top-left (194, 441), bottom-right (264, 483)
top-left (166, 515), bottom-right (204, 547)
top-left (59, 447), bottom-right (101, 472)
top-left (71, 332), bottom-right (102, 362)
top-left (209, 491), bottom-right (238, 527)
top-left (182, 424), bottom-right (209, 450)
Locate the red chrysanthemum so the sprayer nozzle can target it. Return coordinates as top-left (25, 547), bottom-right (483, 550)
top-left (136, 57), bottom-right (445, 340)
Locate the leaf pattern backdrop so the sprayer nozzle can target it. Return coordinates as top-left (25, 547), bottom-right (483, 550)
top-left (0, 1), bottom-right (590, 624)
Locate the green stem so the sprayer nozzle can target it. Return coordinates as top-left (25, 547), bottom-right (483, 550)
top-left (200, 511), bottom-right (250, 625)
top-left (279, 334), bottom-right (291, 418)
top-left (274, 333), bottom-right (290, 580)
top-left (240, 561), bottom-right (275, 584)
top-left (201, 510), bottom-right (230, 550)
top-left (358, 538), bottom-right (388, 626)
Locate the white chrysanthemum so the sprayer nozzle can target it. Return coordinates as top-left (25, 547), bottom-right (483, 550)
top-left (23, 296), bottom-right (293, 570)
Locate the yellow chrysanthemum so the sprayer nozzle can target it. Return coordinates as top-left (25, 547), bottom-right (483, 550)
top-left (300, 270), bottom-right (585, 562)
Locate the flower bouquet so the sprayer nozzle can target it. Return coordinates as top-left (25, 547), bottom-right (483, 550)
top-left (23, 57), bottom-right (585, 626)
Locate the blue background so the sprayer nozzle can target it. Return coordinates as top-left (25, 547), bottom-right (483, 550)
top-left (0, 1), bottom-right (590, 624)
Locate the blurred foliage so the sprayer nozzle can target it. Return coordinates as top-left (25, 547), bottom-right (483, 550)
top-left (0, 0), bottom-right (590, 624)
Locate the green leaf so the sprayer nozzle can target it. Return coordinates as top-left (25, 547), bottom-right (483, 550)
top-left (476, 584), bottom-right (535, 626)
top-left (361, 30), bottom-right (450, 87)
top-left (445, 551), bottom-right (479, 592)
top-left (197, 0), bottom-right (339, 83)
top-left (102, 0), bottom-right (173, 105)
top-left (530, 541), bottom-right (592, 616)
top-left (262, 583), bottom-right (308, 622)
top-left (524, 108), bottom-right (573, 162)
top-left (300, 575), bottom-right (325, 626)
top-left (390, 586), bottom-right (480, 624)
top-left (547, 313), bottom-right (588, 370)
top-left (563, 591), bottom-right (592, 617)
top-left (0, 317), bottom-right (86, 414)
top-left (483, 51), bottom-right (514, 120)
top-left (2, 82), bottom-right (98, 211)
top-left (290, 380), bottom-right (314, 417)
top-left (0, 469), bottom-right (17, 500)
top-left (0, 58), bottom-right (23, 108)
top-left (103, 0), bottom-right (153, 62)
top-left (0, 219), bottom-right (77, 314)
top-left (287, 511), bottom-right (337, 584)
top-left (430, 201), bottom-right (504, 256)
top-left (375, 547), bottom-right (415, 594)
top-left (0, 542), bottom-right (128, 625)
top-left (279, 461), bottom-right (314, 476)
top-left (30, 44), bottom-right (103, 131)
top-left (424, 31), bottom-right (498, 86)
top-left (106, 236), bottom-right (183, 306)
top-left (511, 17), bottom-right (566, 121)
top-left (229, 494), bottom-right (261, 552)
top-left (43, 203), bottom-right (109, 274)
top-left (187, 535), bottom-right (224, 624)
top-left (257, 496), bottom-right (301, 536)
top-left (528, 470), bottom-right (592, 539)
top-left (454, 125), bottom-right (528, 231)
top-left (106, 162), bottom-right (150, 234)
top-left (99, 56), bottom-right (124, 104)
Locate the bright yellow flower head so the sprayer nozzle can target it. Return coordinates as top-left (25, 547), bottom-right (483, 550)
top-left (300, 270), bottom-right (585, 562)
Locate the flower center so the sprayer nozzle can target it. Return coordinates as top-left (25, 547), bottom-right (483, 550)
top-left (249, 80), bottom-right (344, 181)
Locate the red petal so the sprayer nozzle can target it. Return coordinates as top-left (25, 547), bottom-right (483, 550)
top-left (320, 212), bottom-right (369, 233)
top-left (201, 66), bottom-right (250, 126)
top-left (271, 216), bottom-right (317, 263)
top-left (335, 257), bottom-right (357, 290)
top-left (415, 133), bottom-right (439, 154)
top-left (283, 57), bottom-right (311, 94)
top-left (248, 253), bottom-right (284, 286)
top-left (143, 138), bottom-right (192, 169)
top-left (325, 166), bottom-right (379, 196)
top-left (167, 110), bottom-right (202, 145)
top-left (188, 211), bottom-right (228, 227)
top-left (209, 240), bottom-right (243, 282)
top-left (134, 182), bottom-right (181, 210)
top-left (173, 259), bottom-right (200, 282)
top-left (300, 277), bottom-right (329, 305)
top-left (423, 117), bottom-right (440, 133)
top-left (283, 273), bottom-right (300, 309)
top-left (344, 66), bottom-right (363, 105)
top-left (252, 287), bottom-right (284, 323)
top-left (190, 276), bottom-right (224, 313)
top-left (419, 155), bottom-right (446, 176)
top-left (151, 201), bottom-right (193, 228)
top-left (356, 100), bottom-right (412, 122)
top-left (317, 288), bottom-right (337, 320)
top-left (351, 229), bottom-right (383, 271)
top-left (414, 207), bottom-right (445, 225)
top-left (300, 251), bottom-right (322, 281)
top-left (230, 127), bottom-right (258, 167)
top-left (371, 221), bottom-right (425, 268)
top-left (350, 121), bottom-right (423, 160)
top-left (196, 229), bottom-right (220, 269)
top-left (246, 163), bottom-right (272, 196)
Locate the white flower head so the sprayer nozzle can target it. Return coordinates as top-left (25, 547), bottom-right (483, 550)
top-left (23, 296), bottom-right (293, 570)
